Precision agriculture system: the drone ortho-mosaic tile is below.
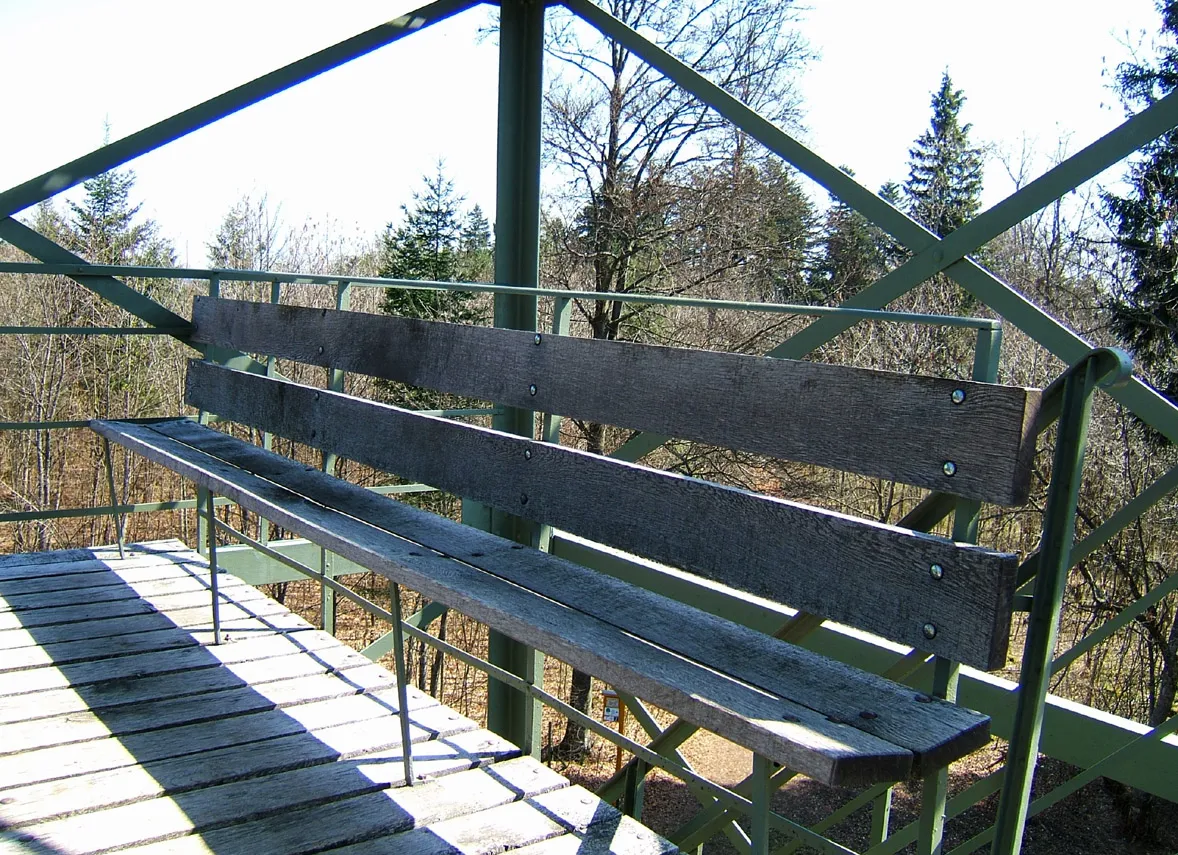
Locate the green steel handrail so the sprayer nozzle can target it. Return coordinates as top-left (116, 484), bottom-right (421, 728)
top-left (0, 262), bottom-right (1003, 330)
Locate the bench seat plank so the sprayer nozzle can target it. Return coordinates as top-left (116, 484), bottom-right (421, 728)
top-left (190, 298), bottom-right (1040, 505)
top-left (94, 418), bottom-right (991, 786)
top-left (186, 362), bottom-right (1017, 670)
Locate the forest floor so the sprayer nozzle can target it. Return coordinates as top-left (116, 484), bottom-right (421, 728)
top-left (272, 573), bottom-right (1178, 855)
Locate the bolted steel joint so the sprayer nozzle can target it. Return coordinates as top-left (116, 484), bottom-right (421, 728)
top-left (951, 389), bottom-right (966, 405)
top-left (922, 623), bottom-right (938, 640)
top-left (942, 461), bottom-right (957, 477)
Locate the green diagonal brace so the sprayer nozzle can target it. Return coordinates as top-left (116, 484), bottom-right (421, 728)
top-left (0, 0), bottom-right (479, 220)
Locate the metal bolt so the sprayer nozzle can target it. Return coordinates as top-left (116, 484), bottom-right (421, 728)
top-left (520, 493), bottom-right (529, 506)
top-left (929, 563), bottom-right (944, 580)
top-left (951, 389), bottom-right (966, 405)
top-left (534, 333), bottom-right (542, 345)
top-left (942, 461), bottom-right (957, 477)
top-left (524, 448), bottom-right (532, 460)
top-left (314, 392), bottom-right (320, 401)
top-left (529, 384), bottom-right (537, 396)
top-left (922, 623), bottom-right (938, 640)
top-left (317, 345), bottom-right (324, 354)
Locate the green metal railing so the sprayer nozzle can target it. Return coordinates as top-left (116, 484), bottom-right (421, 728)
top-left (2, 0), bottom-right (1177, 852)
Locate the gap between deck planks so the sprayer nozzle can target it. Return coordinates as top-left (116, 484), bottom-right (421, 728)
top-left (0, 541), bottom-right (678, 855)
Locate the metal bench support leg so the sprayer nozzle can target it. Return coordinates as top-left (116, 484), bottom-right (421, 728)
top-left (101, 438), bottom-right (126, 560)
top-left (205, 490), bottom-right (222, 646)
top-left (390, 581), bottom-right (416, 786)
top-left (751, 753), bottom-right (772, 855)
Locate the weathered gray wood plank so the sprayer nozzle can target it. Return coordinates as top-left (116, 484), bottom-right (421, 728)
top-left (0, 596), bottom-right (292, 652)
top-left (174, 370), bottom-right (1018, 668)
top-left (95, 420), bottom-right (917, 786)
top-left (0, 644), bottom-right (383, 725)
top-left (0, 611), bottom-right (313, 672)
top-left (0, 571), bottom-right (251, 613)
top-left (132, 419), bottom-right (988, 769)
top-left (0, 688), bottom-right (451, 787)
top-left (0, 561), bottom-right (202, 598)
top-left (13, 736), bottom-right (524, 853)
top-left (323, 785), bottom-right (677, 855)
top-left (191, 298), bottom-right (1039, 504)
top-left (114, 758), bottom-right (567, 855)
top-left (0, 629), bottom-right (352, 696)
top-left (0, 727), bottom-right (515, 827)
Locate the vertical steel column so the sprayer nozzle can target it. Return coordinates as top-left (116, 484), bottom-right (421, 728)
top-left (990, 353), bottom-right (1110, 855)
top-left (481, 0), bottom-right (545, 756)
top-left (390, 581), bottom-right (416, 786)
top-left (101, 439), bottom-right (127, 560)
top-left (206, 491), bottom-right (222, 646)
top-left (259, 279), bottom-right (281, 547)
top-left (196, 276), bottom-right (220, 556)
top-left (320, 281), bottom-right (352, 636)
top-left (917, 325), bottom-right (1001, 855)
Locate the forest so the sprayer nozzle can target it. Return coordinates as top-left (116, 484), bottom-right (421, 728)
top-left (0, 0), bottom-right (1176, 837)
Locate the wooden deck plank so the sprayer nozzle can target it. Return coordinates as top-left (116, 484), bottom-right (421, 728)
top-left (0, 611), bottom-right (313, 670)
top-left (0, 544), bottom-right (678, 855)
top-left (323, 785), bottom-right (677, 855)
top-left (114, 758), bottom-right (568, 855)
top-left (0, 629), bottom-right (357, 696)
top-left (0, 727), bottom-right (517, 827)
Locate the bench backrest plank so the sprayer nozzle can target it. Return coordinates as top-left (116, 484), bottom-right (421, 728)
top-left (187, 360), bottom-right (1017, 669)
top-left (190, 298), bottom-right (1040, 506)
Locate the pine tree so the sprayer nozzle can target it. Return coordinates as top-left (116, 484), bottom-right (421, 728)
top-left (904, 73), bottom-right (985, 238)
top-left (68, 168), bottom-right (170, 266)
top-left (1103, 0), bottom-right (1178, 411)
top-left (810, 169), bottom-right (890, 302)
top-left (378, 164), bottom-right (485, 324)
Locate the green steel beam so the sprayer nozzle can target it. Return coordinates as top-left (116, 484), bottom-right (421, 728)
top-left (0, 0), bottom-right (479, 221)
top-left (482, 0), bottom-right (546, 755)
top-left (0, 262), bottom-right (1000, 329)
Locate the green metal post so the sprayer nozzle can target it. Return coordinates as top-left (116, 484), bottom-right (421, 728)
top-left (990, 352), bottom-right (1119, 855)
top-left (259, 279), bottom-right (281, 546)
top-left (320, 281), bottom-right (351, 636)
top-left (101, 439), bottom-right (127, 561)
top-left (751, 754), bottom-right (772, 855)
top-left (481, 0), bottom-right (545, 756)
top-left (206, 491), bottom-right (222, 646)
top-left (917, 325), bottom-right (1001, 854)
top-left (195, 276), bottom-right (220, 556)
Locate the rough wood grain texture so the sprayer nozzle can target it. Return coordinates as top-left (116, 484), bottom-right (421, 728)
top-left (148, 420), bottom-right (987, 770)
top-left (0, 647), bottom-right (382, 725)
top-left (0, 571), bottom-right (252, 613)
top-left (0, 561), bottom-right (202, 598)
top-left (0, 728), bottom-right (516, 827)
top-left (178, 369), bottom-right (1018, 669)
top-left (94, 420), bottom-right (924, 786)
top-left (16, 740), bottom-right (525, 853)
top-left (0, 629), bottom-right (357, 696)
top-left (115, 758), bottom-right (568, 855)
top-left (0, 582), bottom-right (263, 630)
top-left (323, 785), bottom-right (677, 855)
top-left (0, 612), bottom-right (313, 671)
top-left (0, 596), bottom-right (293, 652)
top-left (0, 696), bottom-right (457, 788)
top-left (191, 298), bottom-right (1040, 504)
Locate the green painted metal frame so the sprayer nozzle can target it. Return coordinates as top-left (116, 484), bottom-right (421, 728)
top-left (2, 2), bottom-right (1177, 853)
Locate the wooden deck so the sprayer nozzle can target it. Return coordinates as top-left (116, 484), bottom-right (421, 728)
top-left (0, 540), bottom-right (677, 855)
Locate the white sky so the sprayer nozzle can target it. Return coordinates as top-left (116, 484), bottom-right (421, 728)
top-left (0, 0), bottom-right (1163, 267)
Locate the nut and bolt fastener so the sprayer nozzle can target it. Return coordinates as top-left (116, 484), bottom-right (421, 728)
top-left (923, 623), bottom-right (938, 640)
top-left (534, 334), bottom-right (542, 345)
top-left (942, 461), bottom-right (957, 477)
top-left (529, 384), bottom-right (537, 396)
top-left (951, 389), bottom-right (966, 404)
top-left (930, 564), bottom-right (944, 580)
top-left (524, 449), bottom-right (532, 460)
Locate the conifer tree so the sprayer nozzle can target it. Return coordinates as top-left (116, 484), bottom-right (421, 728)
top-left (378, 164), bottom-right (486, 324)
top-left (904, 72), bottom-right (985, 238)
top-left (1103, 0), bottom-right (1178, 411)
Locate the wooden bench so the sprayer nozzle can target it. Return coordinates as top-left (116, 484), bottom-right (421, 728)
top-left (93, 296), bottom-right (1041, 793)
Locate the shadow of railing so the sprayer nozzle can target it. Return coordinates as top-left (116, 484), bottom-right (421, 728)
top-left (0, 542), bottom-right (592, 854)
